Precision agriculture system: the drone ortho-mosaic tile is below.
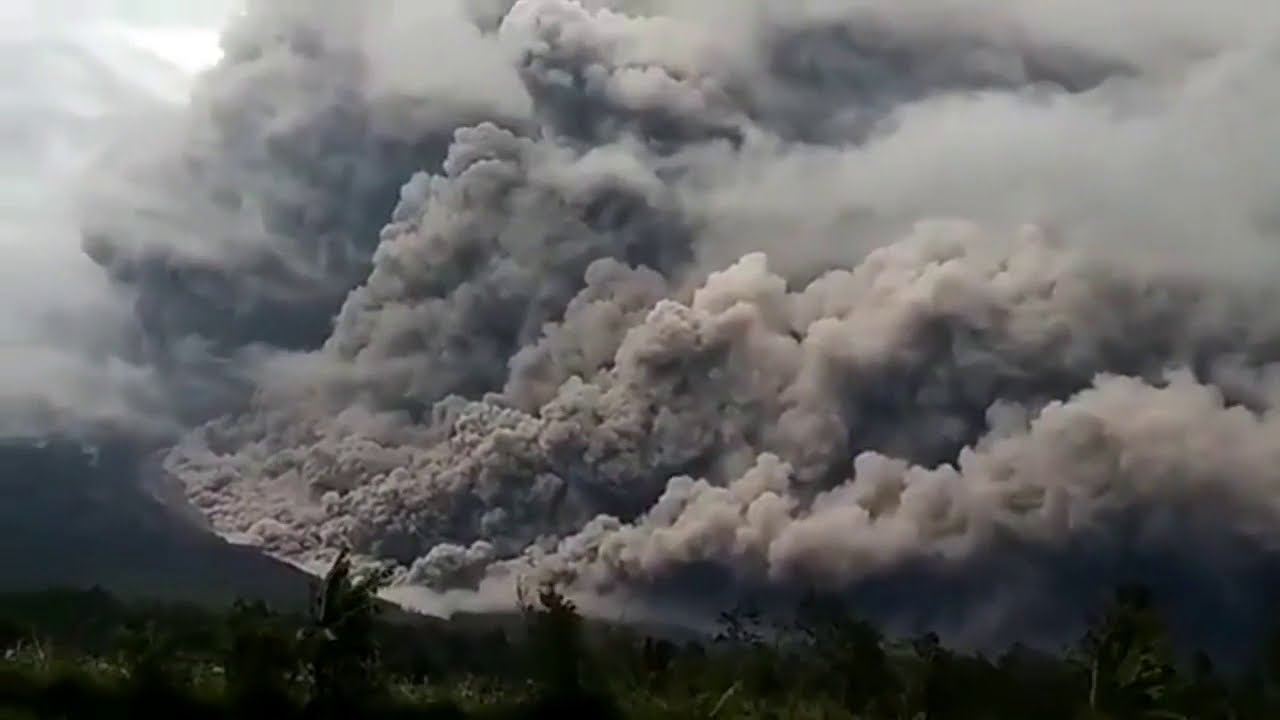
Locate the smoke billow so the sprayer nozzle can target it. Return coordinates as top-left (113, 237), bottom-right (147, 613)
top-left (50, 0), bottom-right (1280, 648)
top-left (0, 0), bottom-right (216, 440)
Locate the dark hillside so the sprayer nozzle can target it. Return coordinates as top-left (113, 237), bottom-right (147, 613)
top-left (0, 438), bottom-right (313, 611)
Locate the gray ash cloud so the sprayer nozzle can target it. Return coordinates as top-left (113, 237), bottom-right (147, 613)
top-left (77, 1), bottom-right (529, 397)
top-left (56, 0), bottom-right (1280, 650)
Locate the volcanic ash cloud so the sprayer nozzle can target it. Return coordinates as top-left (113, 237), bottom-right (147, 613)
top-left (90, 0), bottom-right (1280, 643)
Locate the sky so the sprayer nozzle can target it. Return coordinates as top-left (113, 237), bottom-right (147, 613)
top-left (107, 24), bottom-right (225, 73)
top-left (0, 1), bottom-right (228, 436)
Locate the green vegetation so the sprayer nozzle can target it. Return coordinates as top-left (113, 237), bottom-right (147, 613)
top-left (0, 559), bottom-right (1277, 719)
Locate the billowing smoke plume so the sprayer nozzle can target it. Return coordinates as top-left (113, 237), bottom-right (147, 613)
top-left (72, 0), bottom-right (1280, 649)
top-left (75, 0), bottom-right (532, 421)
top-left (0, 1), bottom-right (211, 440)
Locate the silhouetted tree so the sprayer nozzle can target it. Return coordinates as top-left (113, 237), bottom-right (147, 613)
top-left (1175, 651), bottom-right (1233, 720)
top-left (223, 599), bottom-right (298, 713)
top-left (300, 550), bottom-right (391, 717)
top-left (518, 580), bottom-right (620, 719)
top-left (119, 619), bottom-right (178, 690)
top-left (1076, 585), bottom-right (1182, 719)
top-left (520, 581), bottom-right (585, 696)
top-left (793, 592), bottom-right (899, 718)
top-left (715, 598), bottom-right (785, 699)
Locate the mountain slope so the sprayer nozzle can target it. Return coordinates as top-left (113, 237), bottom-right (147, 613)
top-left (0, 439), bottom-right (314, 611)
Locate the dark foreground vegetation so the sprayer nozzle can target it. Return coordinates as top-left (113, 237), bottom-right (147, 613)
top-left (2, 556), bottom-right (1279, 719)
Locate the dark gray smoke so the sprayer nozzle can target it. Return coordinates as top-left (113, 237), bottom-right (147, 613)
top-left (76, 0), bottom-right (530, 424)
top-left (60, 0), bottom-right (1280, 651)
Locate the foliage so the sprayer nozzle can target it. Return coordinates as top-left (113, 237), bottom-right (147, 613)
top-left (300, 550), bottom-right (392, 715)
top-left (1, 565), bottom-right (1279, 719)
top-left (1076, 585), bottom-right (1182, 719)
top-left (223, 598), bottom-right (299, 711)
